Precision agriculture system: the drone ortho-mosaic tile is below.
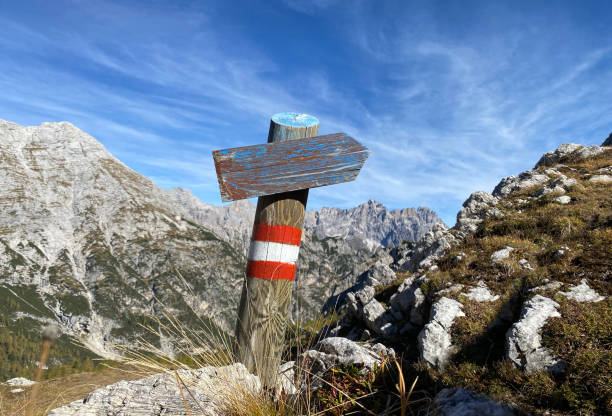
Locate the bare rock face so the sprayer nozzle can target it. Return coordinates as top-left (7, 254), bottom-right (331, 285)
top-left (505, 295), bottom-right (564, 373)
top-left (493, 170), bottom-right (550, 197)
top-left (454, 191), bottom-right (500, 238)
top-left (166, 188), bottom-right (256, 254)
top-left (603, 132), bottom-right (612, 146)
top-left (417, 297), bottom-right (465, 368)
top-left (0, 120), bottom-right (259, 358)
top-left (304, 200), bottom-right (443, 249)
top-left (433, 388), bottom-right (516, 416)
top-left (535, 143), bottom-right (606, 168)
top-left (304, 337), bottom-right (393, 373)
top-left (47, 363), bottom-right (260, 416)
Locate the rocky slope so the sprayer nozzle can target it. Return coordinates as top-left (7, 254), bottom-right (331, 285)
top-left (0, 120), bottom-right (245, 363)
top-left (43, 135), bottom-right (610, 416)
top-left (323, 138), bottom-right (611, 414)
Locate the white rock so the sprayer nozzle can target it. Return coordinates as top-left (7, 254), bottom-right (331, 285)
top-left (438, 283), bottom-right (465, 295)
top-left (518, 258), bottom-right (533, 270)
top-left (554, 195), bottom-right (571, 204)
top-left (491, 246), bottom-right (514, 263)
top-left (463, 281), bottom-right (500, 302)
top-left (11, 388), bottom-right (24, 393)
top-left (48, 363), bottom-right (260, 416)
top-left (455, 191), bottom-right (499, 236)
top-left (355, 286), bottom-right (375, 305)
top-left (4, 377), bottom-right (35, 386)
top-left (535, 143), bottom-right (603, 168)
top-left (305, 337), bottom-right (393, 372)
top-left (493, 171), bottom-right (550, 197)
top-left (361, 299), bottom-right (387, 331)
top-left (536, 185), bottom-right (565, 197)
top-left (278, 361), bottom-right (297, 395)
top-left (588, 174), bottom-right (612, 183)
top-left (505, 295), bottom-right (564, 373)
top-left (418, 297), bottom-right (465, 368)
top-left (576, 145), bottom-right (605, 160)
top-left (558, 279), bottom-right (605, 302)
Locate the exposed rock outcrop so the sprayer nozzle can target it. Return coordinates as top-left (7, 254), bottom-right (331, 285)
top-left (417, 297), bottom-right (465, 368)
top-left (48, 363), bottom-right (260, 416)
top-left (304, 201), bottom-right (443, 249)
top-left (505, 295), bottom-right (564, 373)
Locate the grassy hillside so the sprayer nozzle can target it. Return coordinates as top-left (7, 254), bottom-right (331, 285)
top-left (361, 146), bottom-right (612, 415)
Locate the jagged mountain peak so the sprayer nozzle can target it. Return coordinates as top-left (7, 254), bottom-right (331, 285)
top-left (304, 199), bottom-right (444, 248)
top-left (0, 120), bottom-right (111, 159)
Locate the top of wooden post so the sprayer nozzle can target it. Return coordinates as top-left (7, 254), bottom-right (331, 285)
top-left (268, 112), bottom-right (319, 143)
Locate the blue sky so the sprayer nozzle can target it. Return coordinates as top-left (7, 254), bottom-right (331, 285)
top-left (1, 0), bottom-right (611, 225)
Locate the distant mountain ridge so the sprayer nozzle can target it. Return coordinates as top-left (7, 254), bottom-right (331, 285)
top-left (167, 189), bottom-right (442, 254)
top-left (304, 201), bottom-right (443, 250)
top-left (0, 119), bottom-right (442, 375)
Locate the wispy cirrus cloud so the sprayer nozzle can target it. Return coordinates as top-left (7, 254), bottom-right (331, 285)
top-left (1, 1), bottom-right (611, 225)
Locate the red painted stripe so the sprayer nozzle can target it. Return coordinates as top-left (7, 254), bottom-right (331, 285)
top-left (246, 260), bottom-right (296, 280)
top-left (252, 223), bottom-right (301, 246)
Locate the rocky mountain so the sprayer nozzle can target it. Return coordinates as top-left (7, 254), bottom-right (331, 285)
top-left (166, 189), bottom-right (442, 255)
top-left (304, 201), bottom-right (443, 250)
top-left (323, 138), bottom-right (611, 414)
top-left (0, 120), bottom-right (440, 380)
top-left (0, 120), bottom-right (246, 363)
top-left (44, 136), bottom-right (611, 416)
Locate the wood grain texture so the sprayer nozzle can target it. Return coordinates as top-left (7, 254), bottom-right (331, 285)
top-left (233, 114), bottom-right (317, 389)
top-left (213, 133), bottom-right (368, 202)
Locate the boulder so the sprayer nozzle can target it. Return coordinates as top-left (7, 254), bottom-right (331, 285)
top-left (535, 143), bottom-right (604, 168)
top-left (303, 337), bottom-right (394, 381)
top-left (505, 295), bottom-right (564, 373)
top-left (4, 377), bottom-right (35, 387)
top-left (554, 195), bottom-right (571, 204)
top-left (588, 174), bottom-right (612, 183)
top-left (536, 143), bottom-right (583, 168)
top-left (418, 297), bottom-right (465, 368)
top-left (455, 191), bottom-right (499, 236)
top-left (48, 363), bottom-right (260, 416)
top-left (491, 246), bottom-right (514, 263)
top-left (493, 170), bottom-right (550, 197)
top-left (389, 275), bottom-right (427, 325)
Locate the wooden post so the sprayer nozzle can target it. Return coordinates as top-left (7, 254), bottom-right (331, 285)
top-left (234, 112), bottom-right (319, 389)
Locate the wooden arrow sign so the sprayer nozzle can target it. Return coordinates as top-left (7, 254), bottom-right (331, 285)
top-left (213, 132), bottom-right (370, 202)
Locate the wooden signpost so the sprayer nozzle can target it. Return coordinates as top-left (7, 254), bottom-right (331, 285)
top-left (212, 112), bottom-right (369, 389)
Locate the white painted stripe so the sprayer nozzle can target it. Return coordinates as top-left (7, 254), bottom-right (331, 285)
top-left (247, 241), bottom-right (300, 264)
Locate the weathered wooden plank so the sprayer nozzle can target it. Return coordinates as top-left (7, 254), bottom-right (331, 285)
top-left (214, 133), bottom-right (358, 171)
top-left (213, 133), bottom-right (369, 202)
